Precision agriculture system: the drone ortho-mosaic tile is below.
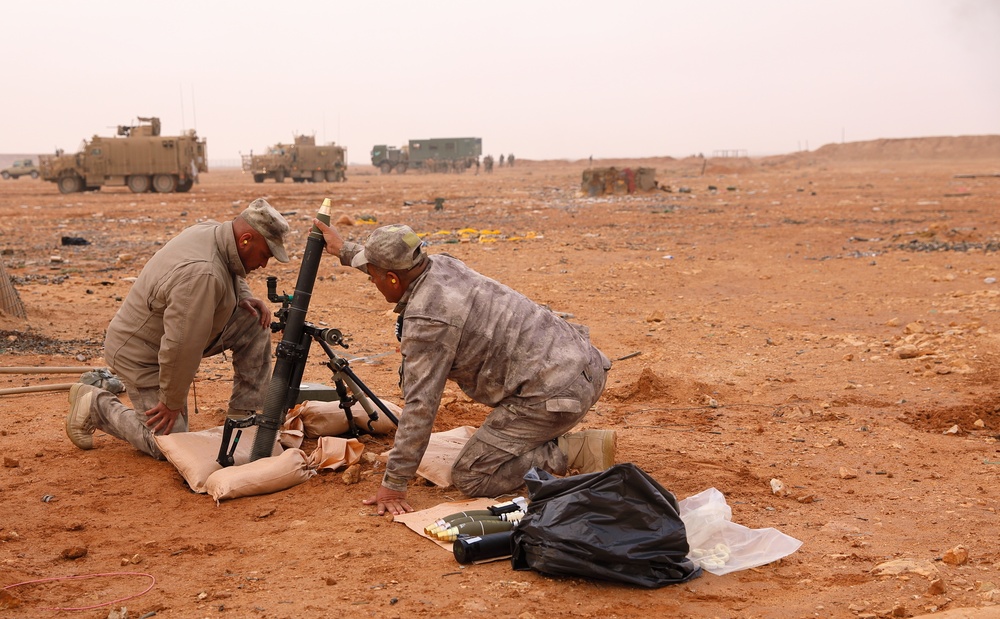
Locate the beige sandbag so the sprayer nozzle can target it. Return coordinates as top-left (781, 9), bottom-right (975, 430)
top-left (307, 436), bottom-right (365, 470)
top-left (381, 426), bottom-right (476, 488)
top-left (155, 425), bottom-right (282, 494)
top-left (280, 408), bottom-right (304, 450)
top-left (205, 448), bottom-right (316, 503)
top-left (297, 399), bottom-right (400, 438)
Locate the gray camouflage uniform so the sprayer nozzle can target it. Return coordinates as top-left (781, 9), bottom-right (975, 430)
top-left (338, 247), bottom-right (611, 497)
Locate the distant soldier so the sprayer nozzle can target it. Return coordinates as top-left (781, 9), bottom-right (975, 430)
top-left (474, 157), bottom-right (480, 175)
top-left (508, 153), bottom-right (515, 168)
top-left (484, 155), bottom-right (494, 174)
top-left (499, 154), bottom-right (505, 168)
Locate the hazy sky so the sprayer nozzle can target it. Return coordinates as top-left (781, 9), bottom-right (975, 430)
top-left (2, 0), bottom-right (998, 164)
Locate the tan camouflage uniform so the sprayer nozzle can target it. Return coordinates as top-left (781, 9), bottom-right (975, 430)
top-left (94, 219), bottom-right (273, 459)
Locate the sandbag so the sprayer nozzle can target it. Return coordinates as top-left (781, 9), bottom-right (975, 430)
top-left (155, 425), bottom-right (282, 493)
top-left (511, 464), bottom-right (702, 588)
top-left (205, 448), bottom-right (316, 502)
top-left (295, 399), bottom-right (399, 438)
top-left (307, 436), bottom-right (365, 470)
top-left (279, 409), bottom-right (305, 450)
top-left (380, 426), bottom-right (476, 488)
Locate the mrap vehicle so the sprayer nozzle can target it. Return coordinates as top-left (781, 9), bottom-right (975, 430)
top-left (371, 137), bottom-right (481, 173)
top-left (242, 135), bottom-right (347, 183)
top-left (38, 117), bottom-right (207, 194)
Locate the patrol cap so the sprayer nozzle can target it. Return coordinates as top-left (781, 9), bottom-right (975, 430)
top-left (351, 224), bottom-right (426, 272)
top-left (241, 198), bottom-right (291, 263)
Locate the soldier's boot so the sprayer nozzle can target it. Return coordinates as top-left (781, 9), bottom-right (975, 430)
top-left (557, 429), bottom-right (617, 475)
top-left (66, 383), bottom-right (98, 450)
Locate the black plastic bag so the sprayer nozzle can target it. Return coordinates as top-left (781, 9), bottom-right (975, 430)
top-left (511, 463), bottom-right (702, 588)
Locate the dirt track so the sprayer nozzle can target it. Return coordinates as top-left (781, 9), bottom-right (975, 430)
top-left (2, 140), bottom-right (1000, 618)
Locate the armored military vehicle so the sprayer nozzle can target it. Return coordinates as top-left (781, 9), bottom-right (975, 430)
top-left (371, 137), bottom-right (481, 174)
top-left (242, 135), bottom-right (347, 183)
top-left (38, 117), bottom-right (207, 194)
top-left (1, 159), bottom-right (39, 180)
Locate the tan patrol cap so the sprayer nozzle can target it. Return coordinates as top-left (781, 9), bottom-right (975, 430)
top-left (351, 224), bottom-right (426, 272)
top-left (241, 198), bottom-right (291, 263)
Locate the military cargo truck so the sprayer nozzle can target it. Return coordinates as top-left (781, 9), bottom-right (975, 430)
top-left (1, 159), bottom-right (39, 180)
top-left (242, 135), bottom-right (347, 183)
top-left (371, 137), bottom-right (481, 174)
top-left (38, 117), bottom-right (207, 194)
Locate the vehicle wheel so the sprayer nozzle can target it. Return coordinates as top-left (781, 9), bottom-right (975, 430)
top-left (177, 178), bottom-right (194, 192)
top-left (273, 170), bottom-right (285, 183)
top-left (326, 170), bottom-right (340, 182)
top-left (397, 163), bottom-right (408, 174)
top-left (153, 174), bottom-right (178, 193)
top-left (58, 175), bottom-right (82, 194)
top-left (313, 171), bottom-right (325, 183)
top-left (380, 162), bottom-right (392, 174)
top-left (128, 175), bottom-right (151, 193)
top-left (253, 174), bottom-right (265, 183)
top-left (1, 172), bottom-right (9, 180)
top-left (31, 171), bottom-right (39, 179)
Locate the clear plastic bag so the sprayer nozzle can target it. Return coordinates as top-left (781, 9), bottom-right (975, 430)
top-left (678, 487), bottom-right (802, 576)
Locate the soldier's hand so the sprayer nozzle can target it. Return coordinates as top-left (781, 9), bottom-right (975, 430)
top-left (240, 297), bottom-right (272, 328)
top-left (313, 218), bottom-right (344, 257)
top-left (144, 402), bottom-right (183, 435)
top-left (363, 485), bottom-right (413, 516)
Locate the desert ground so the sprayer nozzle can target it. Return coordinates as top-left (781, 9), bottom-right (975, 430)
top-left (1, 137), bottom-right (1000, 619)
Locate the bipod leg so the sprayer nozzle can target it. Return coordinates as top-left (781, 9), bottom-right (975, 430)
top-left (317, 339), bottom-right (399, 432)
top-left (335, 360), bottom-right (399, 434)
top-left (335, 362), bottom-right (399, 427)
top-left (332, 377), bottom-right (361, 438)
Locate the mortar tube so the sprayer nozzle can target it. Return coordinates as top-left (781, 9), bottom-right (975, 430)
top-left (250, 198), bottom-right (333, 461)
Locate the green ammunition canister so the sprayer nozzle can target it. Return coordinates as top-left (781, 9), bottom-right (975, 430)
top-left (437, 519), bottom-right (514, 542)
top-left (427, 515), bottom-right (502, 536)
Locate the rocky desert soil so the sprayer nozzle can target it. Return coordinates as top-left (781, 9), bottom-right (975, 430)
top-left (1, 137), bottom-right (1000, 619)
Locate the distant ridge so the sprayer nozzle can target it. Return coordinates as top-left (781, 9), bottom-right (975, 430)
top-left (810, 135), bottom-right (1000, 161)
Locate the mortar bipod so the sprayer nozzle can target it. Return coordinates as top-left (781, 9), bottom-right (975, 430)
top-left (216, 319), bottom-right (399, 468)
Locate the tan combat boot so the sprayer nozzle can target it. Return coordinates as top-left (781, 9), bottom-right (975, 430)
top-left (66, 383), bottom-right (98, 450)
top-left (558, 429), bottom-right (617, 474)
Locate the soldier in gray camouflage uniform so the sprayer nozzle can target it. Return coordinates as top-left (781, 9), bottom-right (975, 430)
top-left (314, 221), bottom-right (615, 515)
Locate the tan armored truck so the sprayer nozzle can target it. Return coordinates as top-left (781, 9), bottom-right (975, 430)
top-left (38, 117), bottom-right (207, 194)
top-left (242, 135), bottom-right (347, 183)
